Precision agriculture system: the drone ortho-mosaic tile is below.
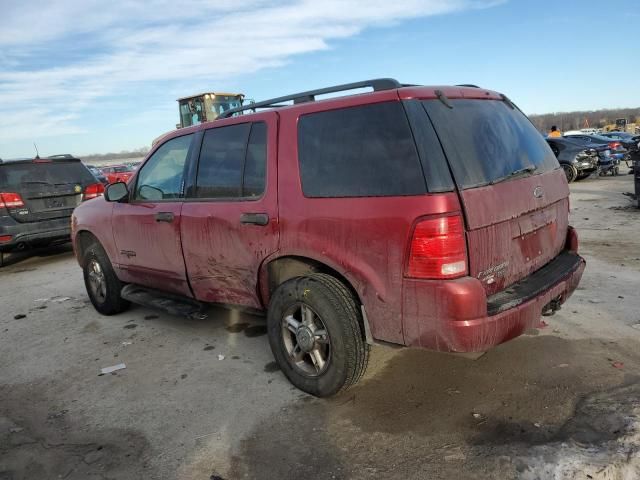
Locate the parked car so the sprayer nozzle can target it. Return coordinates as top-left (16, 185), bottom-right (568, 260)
top-left (563, 133), bottom-right (627, 159)
top-left (1, 155), bottom-right (104, 259)
top-left (545, 137), bottom-right (599, 182)
top-left (85, 164), bottom-right (109, 185)
top-left (562, 135), bottom-right (621, 176)
top-left (72, 79), bottom-right (585, 397)
top-left (100, 164), bottom-right (136, 184)
top-left (600, 131), bottom-right (640, 163)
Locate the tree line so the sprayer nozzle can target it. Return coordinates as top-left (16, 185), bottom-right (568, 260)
top-left (528, 107), bottom-right (640, 132)
top-left (81, 146), bottom-right (149, 163)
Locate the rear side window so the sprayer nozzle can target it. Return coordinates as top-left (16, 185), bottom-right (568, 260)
top-left (243, 123), bottom-right (267, 198)
top-left (0, 161), bottom-right (95, 189)
top-left (297, 102), bottom-right (427, 197)
top-left (423, 99), bottom-right (559, 189)
top-left (196, 122), bottom-right (267, 199)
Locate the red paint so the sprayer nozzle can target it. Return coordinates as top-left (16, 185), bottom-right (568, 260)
top-left (403, 258), bottom-right (585, 352)
top-left (461, 170), bottom-right (570, 296)
top-left (100, 165), bottom-right (135, 184)
top-left (72, 83), bottom-right (585, 354)
top-left (180, 112), bottom-right (279, 307)
top-left (112, 202), bottom-right (191, 296)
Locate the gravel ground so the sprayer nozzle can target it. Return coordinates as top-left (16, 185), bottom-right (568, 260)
top-left (1, 173), bottom-right (639, 480)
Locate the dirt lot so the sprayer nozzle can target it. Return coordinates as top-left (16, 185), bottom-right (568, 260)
top-left (1, 174), bottom-right (640, 480)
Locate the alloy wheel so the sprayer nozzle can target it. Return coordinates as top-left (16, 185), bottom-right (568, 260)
top-left (87, 259), bottom-right (107, 304)
top-left (281, 303), bottom-right (331, 377)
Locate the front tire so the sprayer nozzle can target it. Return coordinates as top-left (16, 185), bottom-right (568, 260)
top-left (83, 242), bottom-right (129, 315)
top-left (563, 164), bottom-right (578, 183)
top-left (267, 273), bottom-right (370, 397)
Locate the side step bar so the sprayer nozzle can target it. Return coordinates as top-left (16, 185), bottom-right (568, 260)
top-left (120, 284), bottom-right (208, 320)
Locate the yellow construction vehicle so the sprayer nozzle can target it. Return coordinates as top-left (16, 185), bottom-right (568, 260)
top-left (176, 92), bottom-right (245, 128)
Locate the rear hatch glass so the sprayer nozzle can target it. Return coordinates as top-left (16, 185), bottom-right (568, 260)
top-left (0, 160), bottom-right (95, 223)
top-left (422, 99), bottom-right (568, 297)
top-left (422, 99), bottom-right (559, 189)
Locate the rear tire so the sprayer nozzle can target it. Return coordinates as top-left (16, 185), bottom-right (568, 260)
top-left (82, 241), bottom-right (129, 315)
top-left (562, 164), bottom-right (578, 183)
top-left (267, 273), bottom-right (369, 397)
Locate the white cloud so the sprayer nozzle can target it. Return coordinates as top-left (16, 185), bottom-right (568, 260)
top-left (0, 0), bottom-right (503, 146)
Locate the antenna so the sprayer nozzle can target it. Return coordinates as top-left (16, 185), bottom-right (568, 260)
top-left (34, 143), bottom-right (40, 159)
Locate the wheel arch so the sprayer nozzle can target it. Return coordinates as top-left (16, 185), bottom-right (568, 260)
top-left (74, 230), bottom-right (107, 267)
top-left (259, 255), bottom-right (371, 341)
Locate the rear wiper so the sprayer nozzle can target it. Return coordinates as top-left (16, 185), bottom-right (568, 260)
top-left (490, 165), bottom-right (537, 185)
top-left (22, 181), bottom-right (51, 185)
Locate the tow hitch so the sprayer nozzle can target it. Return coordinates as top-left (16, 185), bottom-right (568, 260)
top-left (542, 296), bottom-right (562, 316)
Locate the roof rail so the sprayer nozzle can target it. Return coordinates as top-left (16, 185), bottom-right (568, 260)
top-left (456, 84), bottom-right (481, 88)
top-left (218, 78), bottom-right (401, 119)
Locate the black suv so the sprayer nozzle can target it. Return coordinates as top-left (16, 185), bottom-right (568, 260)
top-left (0, 155), bottom-right (104, 260)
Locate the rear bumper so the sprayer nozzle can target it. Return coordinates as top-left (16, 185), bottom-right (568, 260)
top-left (0, 215), bottom-right (71, 252)
top-left (402, 251), bottom-right (585, 352)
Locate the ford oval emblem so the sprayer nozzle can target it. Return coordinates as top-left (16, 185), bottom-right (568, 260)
top-left (533, 186), bottom-right (544, 198)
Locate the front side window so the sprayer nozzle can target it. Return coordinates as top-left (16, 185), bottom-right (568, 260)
top-left (297, 102), bottom-right (427, 197)
top-left (195, 122), bottom-right (267, 199)
top-left (134, 134), bottom-right (193, 201)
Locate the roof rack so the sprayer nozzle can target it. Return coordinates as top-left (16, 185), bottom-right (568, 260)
top-left (47, 154), bottom-right (75, 159)
top-left (218, 78), bottom-right (401, 119)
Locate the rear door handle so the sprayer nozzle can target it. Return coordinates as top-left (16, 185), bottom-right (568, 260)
top-left (155, 212), bottom-right (174, 223)
top-left (240, 213), bottom-right (269, 226)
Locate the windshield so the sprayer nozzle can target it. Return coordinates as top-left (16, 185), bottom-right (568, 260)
top-left (210, 95), bottom-right (243, 117)
top-left (180, 98), bottom-right (205, 127)
top-left (422, 99), bottom-right (559, 189)
top-left (0, 161), bottom-right (95, 188)
top-left (113, 165), bottom-right (134, 173)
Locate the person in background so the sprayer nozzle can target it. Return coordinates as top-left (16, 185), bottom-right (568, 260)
top-left (548, 125), bottom-right (562, 137)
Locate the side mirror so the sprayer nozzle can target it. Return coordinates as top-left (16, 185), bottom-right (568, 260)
top-left (105, 182), bottom-right (129, 202)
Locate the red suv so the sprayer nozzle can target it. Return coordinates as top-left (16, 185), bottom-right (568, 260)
top-left (72, 79), bottom-right (585, 397)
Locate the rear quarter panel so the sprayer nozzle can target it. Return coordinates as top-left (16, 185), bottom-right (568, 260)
top-left (275, 96), bottom-right (461, 344)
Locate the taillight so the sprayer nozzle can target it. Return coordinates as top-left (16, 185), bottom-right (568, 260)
top-left (609, 141), bottom-right (620, 149)
top-left (407, 214), bottom-right (468, 279)
top-left (82, 183), bottom-right (104, 201)
top-left (0, 192), bottom-right (25, 208)
top-left (0, 235), bottom-right (12, 243)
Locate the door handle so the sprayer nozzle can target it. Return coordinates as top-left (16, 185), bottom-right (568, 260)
top-left (240, 213), bottom-right (269, 226)
top-left (155, 212), bottom-right (174, 223)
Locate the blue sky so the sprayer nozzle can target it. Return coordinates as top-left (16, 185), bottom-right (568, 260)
top-left (1, 0), bottom-right (638, 158)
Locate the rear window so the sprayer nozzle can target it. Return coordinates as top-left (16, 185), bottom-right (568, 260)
top-left (297, 102), bottom-right (427, 197)
top-left (422, 99), bottom-right (559, 189)
top-left (0, 161), bottom-right (95, 189)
